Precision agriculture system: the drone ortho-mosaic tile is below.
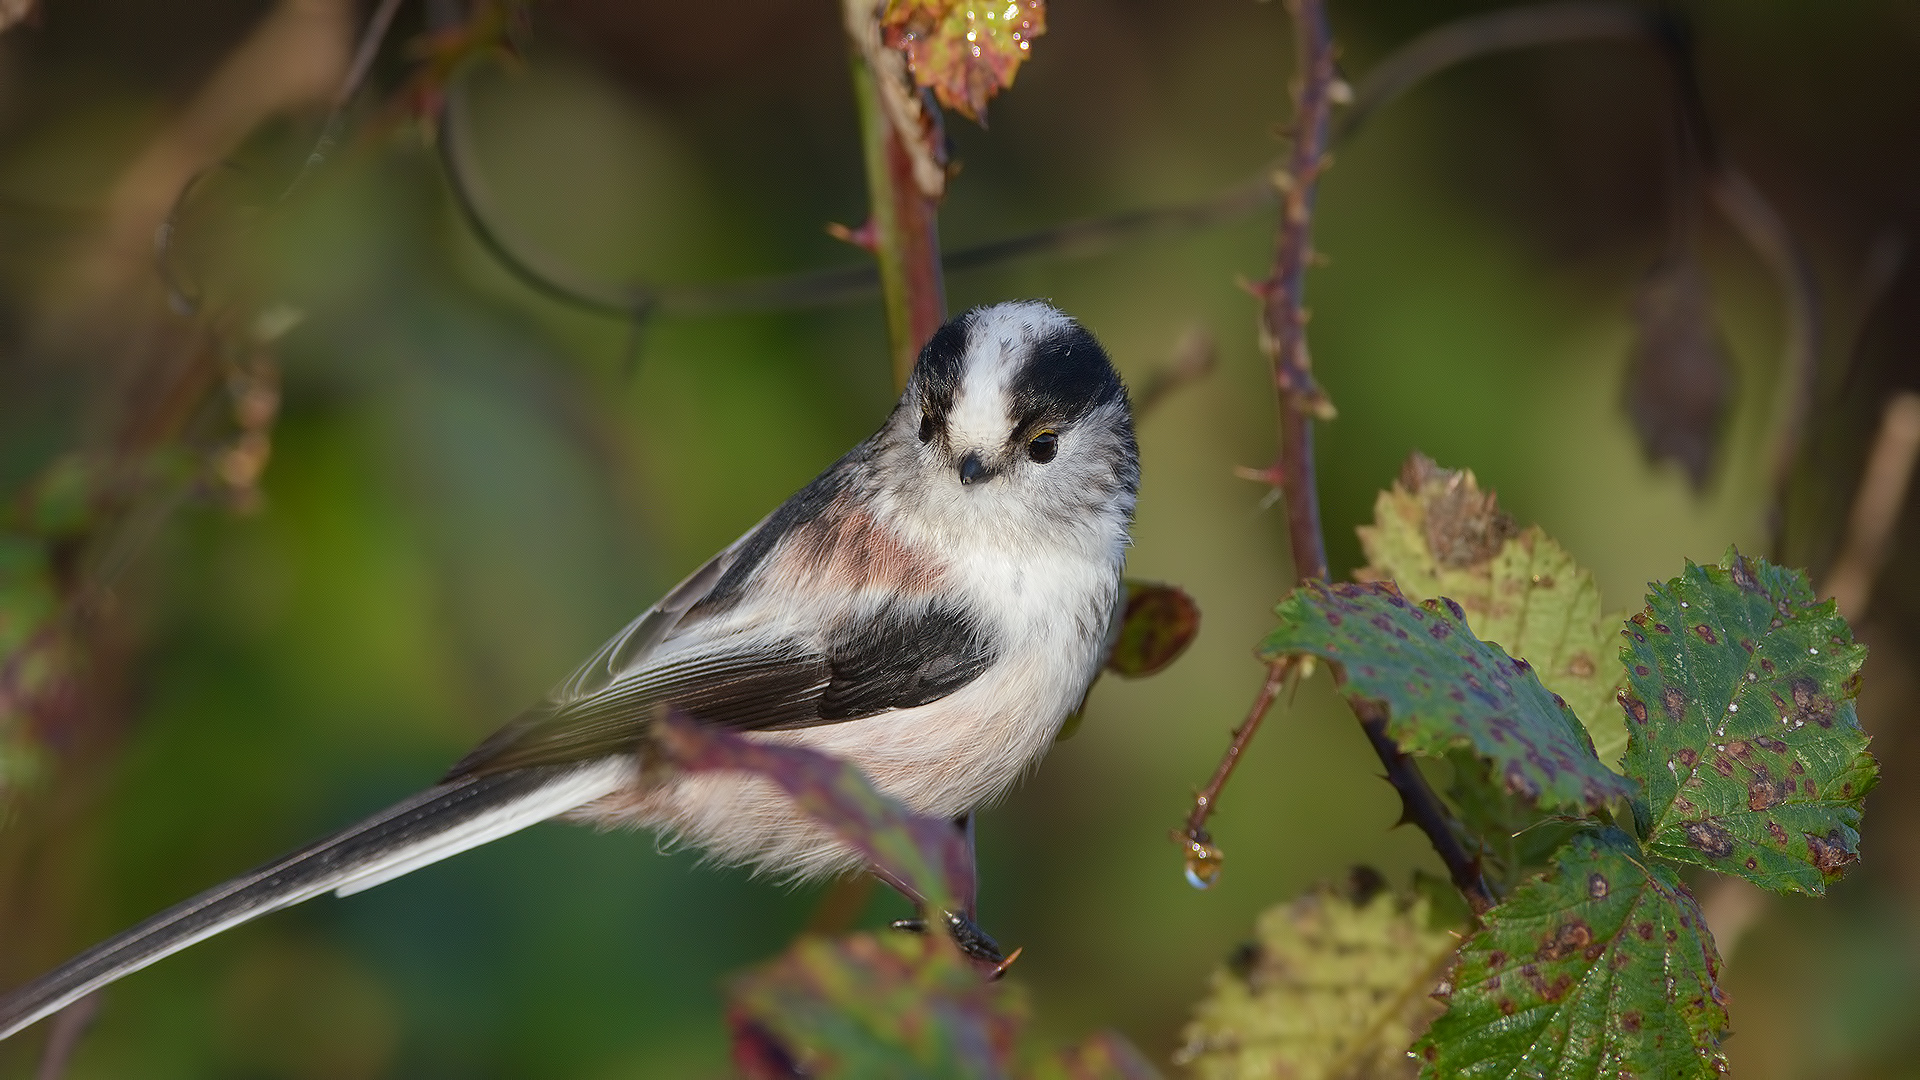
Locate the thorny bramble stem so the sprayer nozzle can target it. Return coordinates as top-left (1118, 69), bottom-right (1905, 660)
top-left (1183, 0), bottom-right (1496, 916)
top-left (1262, 0), bottom-right (1336, 588)
top-left (1353, 699), bottom-right (1496, 915)
top-left (1178, 657), bottom-right (1291, 881)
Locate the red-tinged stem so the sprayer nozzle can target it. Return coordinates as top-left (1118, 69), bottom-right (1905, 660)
top-left (847, 41), bottom-right (947, 390)
top-left (1181, 659), bottom-right (1289, 852)
top-left (1264, 0), bottom-right (1335, 586)
top-left (1184, 0), bottom-right (1494, 916)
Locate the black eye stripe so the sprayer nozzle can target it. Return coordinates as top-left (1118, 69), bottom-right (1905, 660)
top-left (918, 414), bottom-right (935, 443)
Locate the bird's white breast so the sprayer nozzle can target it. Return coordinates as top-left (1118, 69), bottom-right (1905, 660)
top-left (572, 527), bottom-right (1123, 883)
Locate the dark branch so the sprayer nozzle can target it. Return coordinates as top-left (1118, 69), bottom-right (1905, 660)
top-left (1353, 698), bottom-right (1496, 915)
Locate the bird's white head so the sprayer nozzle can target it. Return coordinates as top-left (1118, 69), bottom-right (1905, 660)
top-left (873, 301), bottom-right (1138, 558)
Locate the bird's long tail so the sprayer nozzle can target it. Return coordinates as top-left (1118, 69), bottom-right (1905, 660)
top-left (0, 758), bottom-right (628, 1042)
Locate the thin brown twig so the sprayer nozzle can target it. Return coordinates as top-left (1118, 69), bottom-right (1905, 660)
top-left (1263, 0), bottom-right (1338, 585)
top-left (1177, 658), bottom-right (1290, 883)
top-left (1823, 392), bottom-right (1920, 626)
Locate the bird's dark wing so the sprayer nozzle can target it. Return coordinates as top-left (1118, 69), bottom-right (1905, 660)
top-left (445, 442), bottom-right (996, 781)
top-left (445, 599), bottom-right (996, 779)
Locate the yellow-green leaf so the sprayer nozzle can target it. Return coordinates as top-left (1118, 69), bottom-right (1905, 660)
top-left (1357, 454), bottom-right (1631, 764)
top-left (1175, 885), bottom-right (1456, 1080)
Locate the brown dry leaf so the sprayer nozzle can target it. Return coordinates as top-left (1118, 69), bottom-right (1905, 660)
top-left (1106, 581), bottom-right (1201, 678)
top-left (882, 0), bottom-right (1046, 124)
top-left (1623, 253), bottom-right (1735, 490)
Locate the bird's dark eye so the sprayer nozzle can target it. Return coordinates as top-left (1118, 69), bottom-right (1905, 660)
top-left (918, 414), bottom-right (935, 443)
top-left (1028, 430), bottom-right (1058, 463)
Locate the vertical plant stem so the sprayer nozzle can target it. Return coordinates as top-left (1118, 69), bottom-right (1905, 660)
top-left (1263, 0), bottom-right (1336, 587)
top-left (1185, 0), bottom-right (1494, 915)
top-left (845, 15), bottom-right (947, 390)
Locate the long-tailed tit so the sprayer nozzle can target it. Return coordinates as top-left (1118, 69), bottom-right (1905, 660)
top-left (0, 300), bottom-right (1138, 1040)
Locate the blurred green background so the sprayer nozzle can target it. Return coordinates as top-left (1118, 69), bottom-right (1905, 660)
top-left (1, 0), bottom-right (1918, 1076)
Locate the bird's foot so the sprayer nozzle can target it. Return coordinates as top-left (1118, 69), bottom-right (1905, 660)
top-left (889, 909), bottom-right (1005, 967)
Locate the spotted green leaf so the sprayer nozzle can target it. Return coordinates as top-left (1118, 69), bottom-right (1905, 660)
top-left (1261, 581), bottom-right (1634, 814)
top-left (1619, 552), bottom-right (1875, 894)
top-left (1175, 885), bottom-right (1454, 1080)
top-left (1416, 829), bottom-right (1729, 1079)
top-left (1357, 454), bottom-right (1631, 763)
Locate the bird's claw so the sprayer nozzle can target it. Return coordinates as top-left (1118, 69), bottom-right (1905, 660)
top-left (889, 910), bottom-right (1005, 966)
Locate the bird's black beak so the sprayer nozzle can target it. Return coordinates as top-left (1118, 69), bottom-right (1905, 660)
top-left (958, 452), bottom-right (989, 486)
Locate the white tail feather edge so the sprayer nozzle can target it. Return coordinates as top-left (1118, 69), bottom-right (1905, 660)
top-left (333, 761), bottom-right (628, 896)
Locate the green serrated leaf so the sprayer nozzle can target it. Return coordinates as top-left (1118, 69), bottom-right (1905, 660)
top-left (1416, 829), bottom-right (1729, 1078)
top-left (1262, 581), bottom-right (1634, 814)
top-left (1357, 455), bottom-right (1631, 763)
top-left (1175, 886), bottom-right (1455, 1080)
top-left (730, 931), bottom-right (1025, 1079)
top-left (1619, 551), bottom-right (1876, 894)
